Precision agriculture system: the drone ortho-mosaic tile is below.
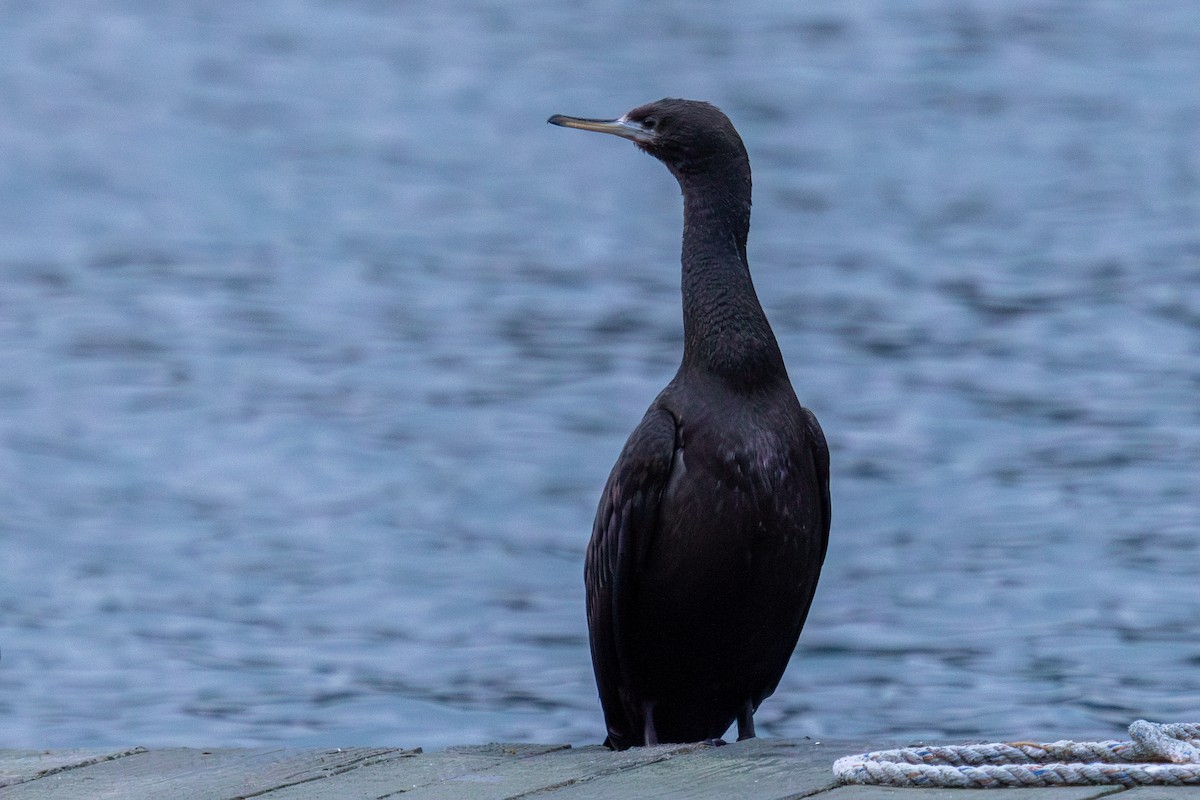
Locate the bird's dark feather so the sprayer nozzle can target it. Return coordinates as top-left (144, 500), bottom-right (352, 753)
top-left (585, 408), bottom-right (678, 750)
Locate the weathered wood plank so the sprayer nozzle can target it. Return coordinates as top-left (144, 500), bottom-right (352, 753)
top-left (0, 749), bottom-right (147, 789)
top-left (362, 742), bottom-right (701, 800)
top-left (253, 743), bottom-right (572, 800)
top-left (1116, 788), bottom-right (1200, 799)
top-left (532, 738), bottom-right (854, 800)
top-left (5, 743), bottom-right (1200, 799)
top-left (0, 747), bottom-right (413, 800)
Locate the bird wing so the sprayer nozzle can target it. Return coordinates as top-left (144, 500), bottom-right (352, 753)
top-left (585, 407), bottom-right (678, 749)
top-left (803, 406), bottom-right (831, 564)
top-left (753, 404), bottom-right (831, 708)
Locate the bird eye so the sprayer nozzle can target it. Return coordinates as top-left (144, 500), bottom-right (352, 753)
top-left (641, 116), bottom-right (658, 130)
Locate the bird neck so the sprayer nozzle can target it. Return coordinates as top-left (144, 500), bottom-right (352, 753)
top-left (677, 171), bottom-right (786, 388)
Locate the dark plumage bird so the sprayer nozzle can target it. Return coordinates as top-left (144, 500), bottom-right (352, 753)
top-left (548, 99), bottom-right (831, 750)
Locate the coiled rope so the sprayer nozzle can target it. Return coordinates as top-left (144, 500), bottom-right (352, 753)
top-left (833, 720), bottom-right (1200, 788)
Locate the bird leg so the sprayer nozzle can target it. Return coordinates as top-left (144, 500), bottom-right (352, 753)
top-left (736, 699), bottom-right (756, 741)
top-left (641, 700), bottom-right (659, 746)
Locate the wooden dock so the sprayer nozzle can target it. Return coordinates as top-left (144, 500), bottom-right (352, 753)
top-left (2, 738), bottom-right (1198, 799)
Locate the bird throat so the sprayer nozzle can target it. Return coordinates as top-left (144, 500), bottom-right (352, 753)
top-left (678, 173), bottom-right (784, 387)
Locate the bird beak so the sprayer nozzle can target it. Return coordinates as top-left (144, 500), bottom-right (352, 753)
top-left (547, 114), bottom-right (656, 144)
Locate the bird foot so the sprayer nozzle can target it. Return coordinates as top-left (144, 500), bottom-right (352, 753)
top-left (699, 737), bottom-right (728, 747)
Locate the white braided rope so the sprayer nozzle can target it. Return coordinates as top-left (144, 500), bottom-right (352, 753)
top-left (833, 721), bottom-right (1200, 788)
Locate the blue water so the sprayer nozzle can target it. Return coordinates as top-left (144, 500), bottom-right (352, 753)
top-left (2, 0), bottom-right (1198, 749)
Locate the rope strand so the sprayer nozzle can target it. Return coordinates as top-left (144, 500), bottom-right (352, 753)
top-left (833, 721), bottom-right (1200, 788)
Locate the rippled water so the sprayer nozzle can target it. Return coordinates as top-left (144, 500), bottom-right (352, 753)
top-left (1, 0), bottom-right (1198, 749)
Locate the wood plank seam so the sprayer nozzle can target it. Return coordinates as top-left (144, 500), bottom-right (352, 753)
top-left (778, 782), bottom-right (841, 799)
top-left (790, 772), bottom-right (1140, 799)
top-left (368, 745), bottom-right (572, 800)
top-left (236, 748), bottom-right (420, 799)
top-left (0, 747), bottom-right (149, 790)
top-left (502, 745), bottom-right (708, 799)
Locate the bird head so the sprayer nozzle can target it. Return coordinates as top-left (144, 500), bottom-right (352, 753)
top-left (549, 98), bottom-right (748, 182)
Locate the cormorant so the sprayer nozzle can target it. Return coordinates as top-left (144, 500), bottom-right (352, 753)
top-left (548, 99), bottom-right (831, 750)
